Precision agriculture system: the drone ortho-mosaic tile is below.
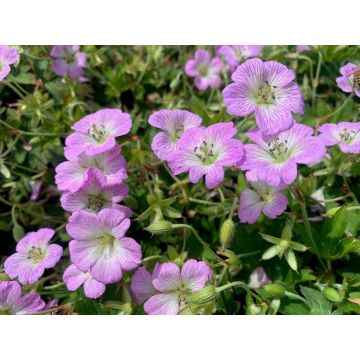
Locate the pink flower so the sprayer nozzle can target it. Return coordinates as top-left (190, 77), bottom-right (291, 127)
top-left (336, 63), bottom-right (360, 97)
top-left (0, 281), bottom-right (45, 315)
top-left (296, 45), bottom-right (311, 53)
top-left (131, 260), bottom-right (212, 315)
top-left (4, 228), bottom-right (63, 285)
top-left (217, 45), bottom-right (263, 71)
top-left (318, 121), bottom-right (360, 154)
top-left (50, 45), bottom-right (87, 82)
top-left (168, 122), bottom-right (244, 189)
top-left (241, 123), bottom-right (326, 186)
top-left (67, 208), bottom-right (141, 285)
top-left (65, 109), bottom-right (132, 157)
top-left (248, 267), bottom-right (271, 289)
top-left (0, 45), bottom-right (19, 81)
top-left (55, 145), bottom-right (127, 193)
top-left (185, 49), bottom-right (223, 90)
top-left (238, 181), bottom-right (288, 224)
top-left (63, 264), bottom-right (106, 299)
top-left (222, 58), bottom-right (304, 136)
top-left (60, 168), bottom-right (130, 214)
top-left (149, 110), bottom-right (202, 161)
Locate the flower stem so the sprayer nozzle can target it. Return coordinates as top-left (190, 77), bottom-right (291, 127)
top-left (317, 93), bottom-right (353, 124)
top-left (299, 201), bottom-right (328, 271)
top-left (1, 80), bottom-right (26, 100)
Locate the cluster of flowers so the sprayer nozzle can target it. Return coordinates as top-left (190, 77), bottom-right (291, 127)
top-left (155, 55), bottom-right (360, 226)
top-left (185, 46), bottom-right (263, 91)
top-left (54, 109), bottom-right (143, 299)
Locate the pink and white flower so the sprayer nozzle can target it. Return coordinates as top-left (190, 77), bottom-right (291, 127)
top-left (318, 121), bottom-right (360, 154)
top-left (131, 260), bottom-right (212, 315)
top-left (65, 109), bottom-right (132, 157)
top-left (240, 123), bottom-right (326, 186)
top-left (222, 58), bottom-right (304, 136)
top-left (0, 45), bottom-right (19, 81)
top-left (185, 49), bottom-right (223, 91)
top-left (0, 281), bottom-right (45, 315)
top-left (55, 145), bottom-right (127, 193)
top-left (168, 122), bottom-right (244, 189)
top-left (60, 168), bottom-right (130, 214)
top-left (336, 63), bottom-right (360, 97)
top-left (238, 181), bottom-right (288, 224)
top-left (63, 264), bottom-right (106, 299)
top-left (149, 110), bottom-right (202, 161)
top-left (4, 229), bottom-right (63, 285)
top-left (67, 208), bottom-right (141, 285)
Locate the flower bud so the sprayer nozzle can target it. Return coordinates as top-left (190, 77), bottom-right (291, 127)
top-left (188, 285), bottom-right (217, 305)
top-left (145, 220), bottom-right (173, 235)
top-left (323, 287), bottom-right (341, 303)
top-left (264, 283), bottom-right (285, 297)
top-left (248, 267), bottom-right (271, 289)
top-left (219, 219), bottom-right (235, 248)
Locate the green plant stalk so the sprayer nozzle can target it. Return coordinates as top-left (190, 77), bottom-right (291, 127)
top-left (299, 201), bottom-right (328, 271)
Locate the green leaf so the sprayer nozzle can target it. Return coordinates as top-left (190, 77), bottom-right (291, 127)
top-left (300, 286), bottom-right (333, 315)
top-left (328, 206), bottom-right (347, 239)
top-left (12, 223), bottom-right (25, 242)
top-left (75, 300), bottom-right (110, 315)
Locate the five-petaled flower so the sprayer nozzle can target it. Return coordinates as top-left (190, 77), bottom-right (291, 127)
top-left (50, 45), bottom-right (87, 82)
top-left (222, 58), bottom-right (304, 136)
top-left (318, 121), bottom-right (360, 154)
top-left (238, 181), bottom-right (288, 224)
top-left (130, 260), bottom-right (212, 315)
top-left (240, 123), bottom-right (326, 186)
top-left (65, 109), bottom-right (132, 158)
top-left (4, 228), bottom-right (63, 285)
top-left (67, 208), bottom-right (142, 285)
top-left (0, 281), bottom-right (45, 315)
top-left (149, 109), bottom-right (202, 161)
top-left (185, 49), bottom-right (223, 91)
top-left (60, 168), bottom-right (130, 214)
top-left (336, 63), bottom-right (360, 97)
top-left (0, 45), bottom-right (19, 81)
top-left (168, 122), bottom-right (244, 189)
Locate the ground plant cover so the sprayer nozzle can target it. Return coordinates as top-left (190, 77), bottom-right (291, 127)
top-left (1, 45), bottom-right (360, 315)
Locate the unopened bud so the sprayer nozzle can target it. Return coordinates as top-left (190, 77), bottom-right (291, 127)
top-left (264, 283), bottom-right (285, 297)
top-left (188, 285), bottom-right (217, 305)
top-left (248, 267), bottom-right (271, 289)
top-left (220, 219), bottom-right (235, 248)
top-left (145, 220), bottom-right (173, 235)
top-left (323, 287), bottom-right (341, 303)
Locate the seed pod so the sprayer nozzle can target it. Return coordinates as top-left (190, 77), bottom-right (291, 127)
top-left (188, 285), bottom-right (217, 305)
top-left (145, 220), bottom-right (173, 235)
top-left (323, 287), bottom-right (341, 303)
top-left (220, 219), bottom-right (235, 248)
top-left (264, 283), bottom-right (285, 297)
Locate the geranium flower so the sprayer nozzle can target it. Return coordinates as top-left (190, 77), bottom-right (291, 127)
top-left (336, 63), bottom-right (360, 97)
top-left (63, 264), bottom-right (106, 299)
top-left (130, 260), bottom-right (212, 315)
top-left (296, 45), bottom-right (311, 53)
top-left (50, 45), bottom-right (87, 81)
top-left (222, 58), bottom-right (304, 135)
top-left (4, 229), bottom-right (63, 285)
top-left (248, 266), bottom-right (271, 289)
top-left (185, 49), bottom-right (223, 90)
top-left (217, 45), bottom-right (263, 71)
top-left (149, 109), bottom-right (202, 161)
top-left (60, 168), bottom-right (130, 214)
top-left (240, 123), bottom-right (326, 186)
top-left (318, 121), bottom-right (360, 154)
top-left (238, 181), bottom-right (288, 223)
top-left (0, 281), bottom-right (45, 315)
top-left (168, 122), bottom-right (244, 189)
top-left (0, 45), bottom-right (19, 81)
top-left (55, 145), bottom-right (127, 193)
top-left (65, 109), bottom-right (132, 157)
top-left (67, 208), bottom-right (141, 285)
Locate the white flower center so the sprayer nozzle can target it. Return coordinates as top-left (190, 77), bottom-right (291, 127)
top-left (255, 80), bottom-right (278, 105)
top-left (339, 128), bottom-right (360, 145)
top-left (27, 246), bottom-right (46, 264)
top-left (88, 193), bottom-right (106, 212)
top-left (193, 140), bottom-right (218, 165)
top-left (88, 124), bottom-right (108, 143)
top-left (267, 138), bottom-right (290, 163)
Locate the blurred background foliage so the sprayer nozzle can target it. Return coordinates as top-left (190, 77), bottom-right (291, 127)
top-left (1, 45), bottom-right (360, 314)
